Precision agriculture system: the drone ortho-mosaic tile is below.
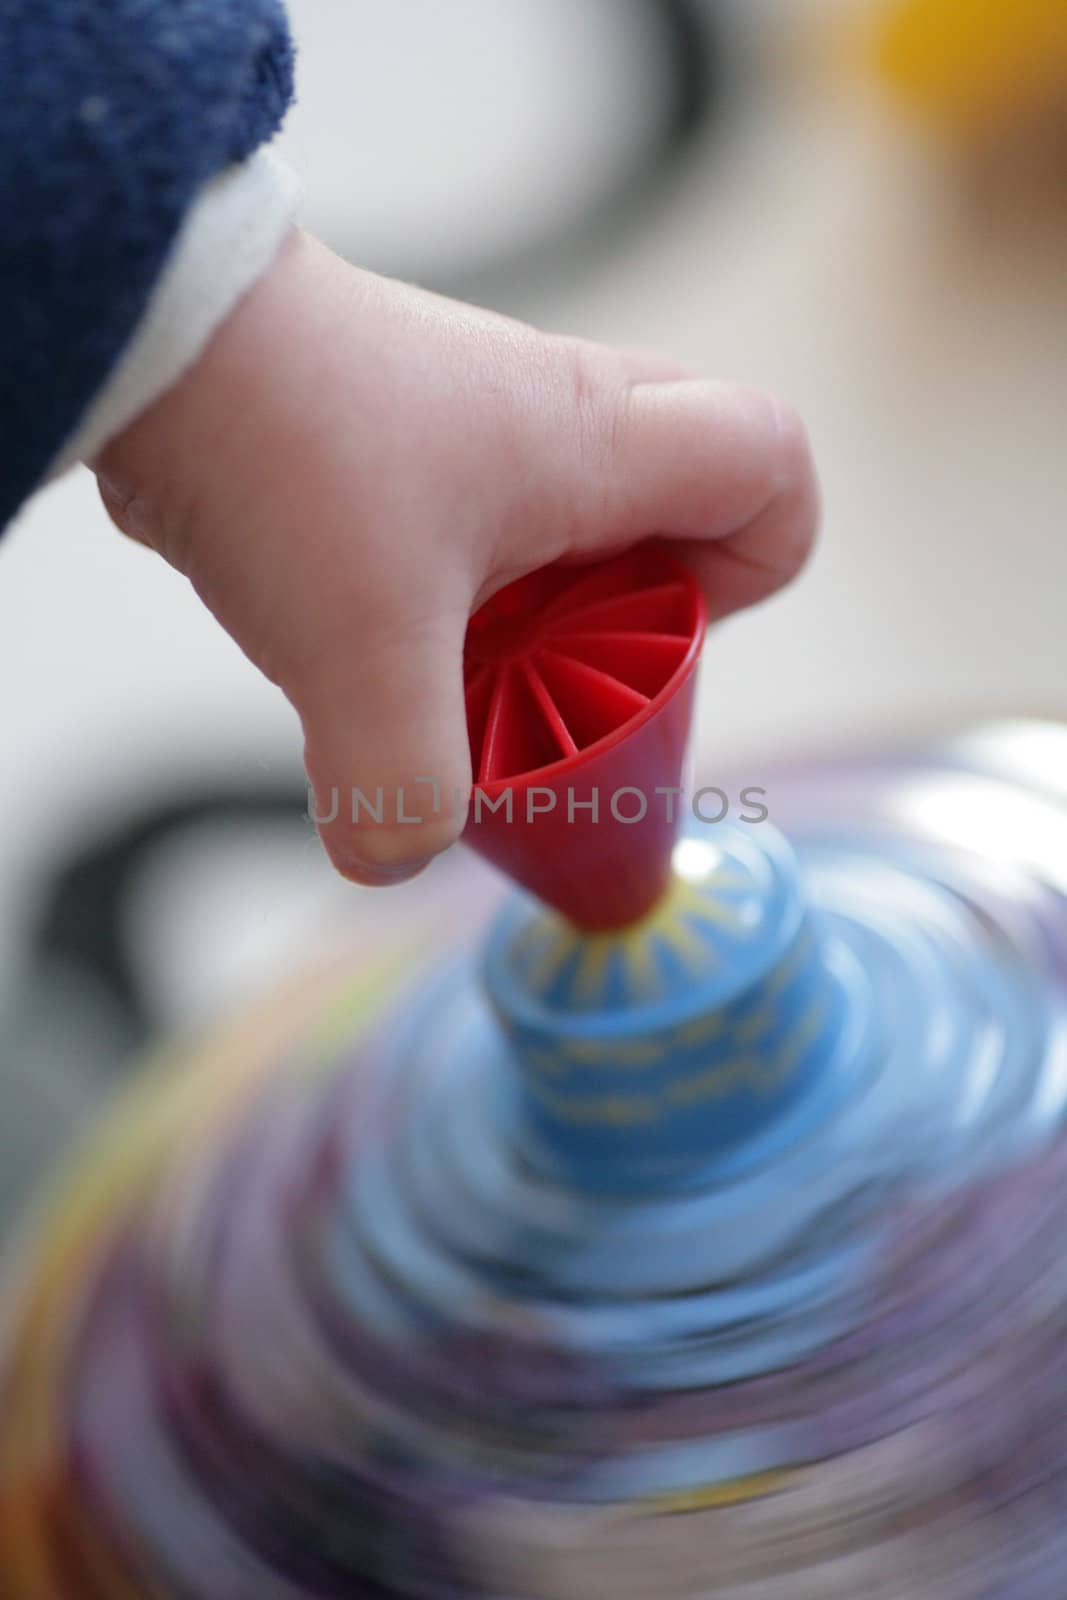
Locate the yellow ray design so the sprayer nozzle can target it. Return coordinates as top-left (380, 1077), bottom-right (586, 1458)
top-left (571, 941), bottom-right (615, 1006)
top-left (763, 928), bottom-right (813, 999)
top-left (649, 1467), bottom-right (796, 1515)
top-left (519, 926), bottom-right (581, 994)
top-left (673, 1010), bottom-right (727, 1047)
top-left (733, 1005), bottom-right (776, 1047)
top-left (687, 897), bottom-right (744, 933)
top-left (524, 1047), bottom-right (567, 1080)
top-left (655, 917), bottom-right (714, 979)
top-left (618, 933), bottom-right (664, 1002)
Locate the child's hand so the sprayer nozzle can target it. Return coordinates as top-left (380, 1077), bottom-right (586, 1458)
top-left (94, 229), bottom-right (818, 886)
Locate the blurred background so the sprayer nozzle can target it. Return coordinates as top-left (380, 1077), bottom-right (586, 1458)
top-left (1, 0), bottom-right (1066, 1218)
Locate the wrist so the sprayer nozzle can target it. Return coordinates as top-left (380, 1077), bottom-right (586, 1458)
top-left (61, 152), bottom-right (298, 501)
top-left (93, 224), bottom-right (311, 564)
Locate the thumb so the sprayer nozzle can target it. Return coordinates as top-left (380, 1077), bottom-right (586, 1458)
top-left (550, 349), bottom-right (819, 619)
top-left (295, 598), bottom-right (472, 886)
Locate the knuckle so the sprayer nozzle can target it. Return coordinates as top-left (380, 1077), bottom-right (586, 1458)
top-left (557, 337), bottom-right (634, 537)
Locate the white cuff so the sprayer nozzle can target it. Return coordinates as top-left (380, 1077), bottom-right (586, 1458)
top-left (51, 148), bottom-right (300, 476)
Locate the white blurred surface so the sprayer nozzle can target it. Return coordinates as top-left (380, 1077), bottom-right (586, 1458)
top-left (2, 2), bottom-right (1067, 1021)
top-left (275, 0), bottom-right (680, 280)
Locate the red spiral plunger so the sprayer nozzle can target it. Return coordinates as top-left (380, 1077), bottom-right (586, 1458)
top-left (462, 547), bottom-right (706, 930)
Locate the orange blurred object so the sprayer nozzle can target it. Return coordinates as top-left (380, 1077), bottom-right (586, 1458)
top-left (873, 0), bottom-right (1067, 133)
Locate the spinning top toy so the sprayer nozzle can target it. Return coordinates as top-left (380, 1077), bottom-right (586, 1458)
top-left (4, 549), bottom-right (1067, 1598)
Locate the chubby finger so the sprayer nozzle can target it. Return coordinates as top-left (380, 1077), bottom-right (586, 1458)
top-left (295, 600), bottom-right (472, 886)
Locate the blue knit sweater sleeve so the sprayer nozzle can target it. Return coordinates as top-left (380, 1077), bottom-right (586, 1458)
top-left (0, 0), bottom-right (295, 530)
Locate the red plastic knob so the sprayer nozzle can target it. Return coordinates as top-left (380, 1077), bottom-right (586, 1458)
top-left (462, 547), bottom-right (706, 929)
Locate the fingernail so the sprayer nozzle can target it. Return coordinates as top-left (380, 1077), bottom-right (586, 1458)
top-left (767, 393), bottom-right (810, 491)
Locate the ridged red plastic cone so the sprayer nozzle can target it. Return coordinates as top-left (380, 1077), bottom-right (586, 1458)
top-left (462, 546), bottom-right (707, 929)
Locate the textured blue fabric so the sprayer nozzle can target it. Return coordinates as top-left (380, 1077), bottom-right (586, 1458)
top-left (0, 0), bottom-right (295, 530)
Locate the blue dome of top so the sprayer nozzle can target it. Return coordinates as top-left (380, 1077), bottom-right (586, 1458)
top-left (485, 824), bottom-right (856, 1193)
